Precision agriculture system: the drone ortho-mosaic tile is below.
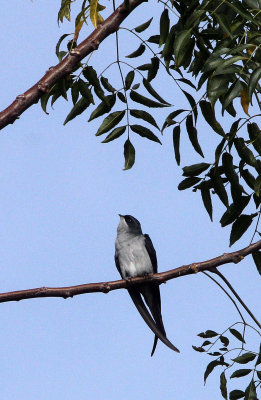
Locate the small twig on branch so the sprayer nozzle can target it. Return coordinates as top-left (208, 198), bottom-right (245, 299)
top-left (0, 0), bottom-right (147, 130)
top-left (0, 239), bottom-right (261, 304)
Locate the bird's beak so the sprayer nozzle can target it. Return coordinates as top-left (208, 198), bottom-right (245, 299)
top-left (118, 214), bottom-right (123, 218)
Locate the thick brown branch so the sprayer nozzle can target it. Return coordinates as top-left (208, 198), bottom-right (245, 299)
top-left (0, 0), bottom-right (147, 130)
top-left (1, 239), bottom-right (260, 304)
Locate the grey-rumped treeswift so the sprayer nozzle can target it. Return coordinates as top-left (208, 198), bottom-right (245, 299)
top-left (115, 214), bottom-right (179, 356)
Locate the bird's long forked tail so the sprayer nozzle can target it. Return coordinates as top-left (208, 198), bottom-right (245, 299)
top-left (127, 289), bottom-right (180, 356)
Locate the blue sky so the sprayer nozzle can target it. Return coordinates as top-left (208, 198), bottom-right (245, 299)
top-left (0, 1), bottom-right (260, 399)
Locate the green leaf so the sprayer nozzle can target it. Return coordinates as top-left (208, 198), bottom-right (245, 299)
top-left (143, 79), bottom-right (170, 105)
top-left (177, 78), bottom-right (196, 90)
top-left (125, 70), bottom-right (135, 90)
top-left (126, 44), bottom-right (146, 58)
top-left (222, 80), bottom-right (242, 115)
top-left (178, 177), bottom-right (201, 190)
top-left (130, 90), bottom-right (169, 108)
top-left (254, 175), bottom-right (261, 197)
top-left (192, 345), bottom-right (205, 352)
top-left (203, 56), bottom-right (224, 73)
top-left (173, 29), bottom-right (192, 67)
top-left (247, 123), bottom-right (261, 155)
top-left (214, 12), bottom-right (233, 38)
top-left (101, 126), bottom-right (126, 143)
top-left (173, 125), bottom-right (181, 165)
top-left (220, 372), bottom-right (227, 399)
top-left (183, 90), bottom-right (198, 122)
top-left (56, 78), bottom-right (68, 101)
top-left (58, 1), bottom-right (71, 24)
top-left (88, 94), bottom-right (116, 122)
top-left (130, 109), bottom-right (159, 129)
top-left (234, 138), bottom-right (256, 167)
top-left (147, 56), bottom-right (160, 82)
top-left (243, 0), bottom-right (259, 8)
top-left (226, 0), bottom-right (259, 26)
top-left (78, 79), bottom-right (95, 104)
top-left (137, 63), bottom-right (151, 71)
top-left (220, 336), bottom-right (229, 347)
top-left (215, 56), bottom-right (248, 75)
top-left (83, 66), bottom-right (105, 101)
top-left (183, 163), bottom-right (210, 177)
top-left (159, 9), bottom-right (170, 47)
top-left (96, 110), bottom-right (125, 136)
top-left (198, 330), bottom-right (218, 338)
top-left (200, 181), bottom-right (213, 221)
top-left (162, 25), bottom-right (176, 61)
top-left (71, 82), bottom-right (80, 105)
top-left (228, 119), bottom-right (241, 147)
top-left (229, 389), bottom-right (245, 399)
top-left (132, 83), bottom-right (140, 90)
top-left (252, 250), bottom-right (261, 275)
top-left (56, 33), bottom-right (70, 58)
top-left (100, 76), bottom-right (116, 93)
top-left (256, 370), bottom-right (261, 379)
top-left (230, 215), bottom-right (253, 246)
top-left (117, 92), bottom-right (126, 103)
top-left (249, 66), bottom-right (261, 103)
top-left (40, 92), bottom-right (52, 114)
top-left (147, 35), bottom-right (160, 44)
top-left (162, 109), bottom-right (186, 132)
top-left (230, 369), bottom-right (252, 378)
top-left (202, 340), bottom-right (212, 347)
top-left (134, 17), bottom-right (153, 33)
top-left (222, 153), bottom-right (244, 199)
top-left (219, 152), bottom-right (239, 185)
top-left (207, 76), bottom-right (228, 108)
top-left (220, 196), bottom-right (251, 228)
top-left (256, 344), bottom-right (261, 366)
top-left (200, 100), bottom-right (225, 136)
top-left (204, 360), bottom-right (222, 383)
top-left (186, 115), bottom-right (204, 157)
top-left (90, 0), bottom-right (103, 28)
top-left (229, 328), bottom-right (245, 343)
top-left (210, 168), bottom-right (229, 207)
top-left (130, 125), bottom-right (161, 144)
top-left (215, 138), bottom-right (227, 164)
top-left (240, 169), bottom-right (255, 190)
top-left (123, 139), bottom-right (135, 170)
top-left (245, 379), bottom-right (258, 400)
top-left (63, 97), bottom-right (90, 125)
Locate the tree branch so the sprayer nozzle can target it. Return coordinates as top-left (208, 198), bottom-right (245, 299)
top-left (0, 239), bottom-right (260, 304)
top-left (0, 0), bottom-right (147, 130)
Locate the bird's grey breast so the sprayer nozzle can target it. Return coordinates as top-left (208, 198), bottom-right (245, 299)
top-left (115, 233), bottom-right (153, 279)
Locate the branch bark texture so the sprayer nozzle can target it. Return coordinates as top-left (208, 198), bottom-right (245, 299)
top-left (1, 239), bottom-right (260, 304)
top-left (0, 0), bottom-right (146, 130)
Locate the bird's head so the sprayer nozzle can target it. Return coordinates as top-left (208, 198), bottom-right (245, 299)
top-left (117, 214), bottom-right (142, 235)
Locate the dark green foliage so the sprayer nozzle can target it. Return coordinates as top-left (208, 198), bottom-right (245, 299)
top-left (123, 139), bottom-right (135, 170)
top-left (52, 0), bottom-right (261, 239)
top-left (194, 324), bottom-right (261, 399)
top-left (134, 17), bottom-right (153, 33)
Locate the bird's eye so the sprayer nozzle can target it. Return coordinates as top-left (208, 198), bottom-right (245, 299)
top-left (125, 216), bottom-right (133, 224)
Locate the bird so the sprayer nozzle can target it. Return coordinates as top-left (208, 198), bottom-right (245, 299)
top-left (115, 214), bottom-right (179, 356)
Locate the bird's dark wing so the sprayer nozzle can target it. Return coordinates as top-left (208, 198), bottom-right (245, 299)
top-left (127, 288), bottom-right (180, 355)
top-left (115, 241), bottom-right (180, 355)
top-left (144, 234), bottom-right (158, 274)
top-left (114, 250), bottom-right (122, 277)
